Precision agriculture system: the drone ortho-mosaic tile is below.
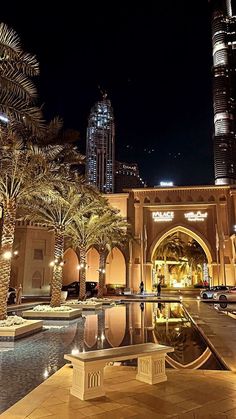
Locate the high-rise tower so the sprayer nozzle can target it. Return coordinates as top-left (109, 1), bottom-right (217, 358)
top-left (86, 94), bottom-right (115, 193)
top-left (210, 0), bottom-right (236, 184)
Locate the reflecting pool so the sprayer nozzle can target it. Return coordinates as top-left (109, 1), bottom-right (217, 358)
top-left (0, 302), bottom-right (224, 413)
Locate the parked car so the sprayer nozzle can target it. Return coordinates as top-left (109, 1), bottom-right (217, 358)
top-left (61, 281), bottom-right (98, 297)
top-left (213, 287), bottom-right (236, 302)
top-left (7, 287), bottom-right (16, 304)
top-left (200, 285), bottom-right (229, 299)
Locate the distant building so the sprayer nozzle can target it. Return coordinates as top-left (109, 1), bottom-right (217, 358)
top-left (210, 0), bottom-right (236, 184)
top-left (86, 94), bottom-right (115, 193)
top-left (115, 161), bottom-right (146, 192)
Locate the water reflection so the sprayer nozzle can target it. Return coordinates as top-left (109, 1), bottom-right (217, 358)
top-left (214, 302), bottom-right (236, 319)
top-left (0, 302), bottom-right (224, 414)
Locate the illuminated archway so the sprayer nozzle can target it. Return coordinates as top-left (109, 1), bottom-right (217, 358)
top-left (106, 247), bottom-right (126, 285)
top-left (150, 225), bottom-right (212, 264)
top-left (150, 225), bottom-right (213, 288)
top-left (86, 247), bottom-right (99, 281)
top-left (63, 248), bottom-right (79, 285)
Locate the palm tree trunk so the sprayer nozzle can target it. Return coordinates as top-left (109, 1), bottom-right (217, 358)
top-left (98, 250), bottom-right (105, 298)
top-left (50, 229), bottom-right (64, 307)
top-left (0, 200), bottom-right (17, 320)
top-left (79, 248), bottom-right (86, 300)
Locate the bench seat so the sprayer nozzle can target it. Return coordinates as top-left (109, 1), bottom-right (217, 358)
top-left (65, 342), bottom-right (174, 400)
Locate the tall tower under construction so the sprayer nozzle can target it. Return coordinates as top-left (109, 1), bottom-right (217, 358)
top-left (210, 0), bottom-right (236, 185)
top-left (86, 94), bottom-right (115, 193)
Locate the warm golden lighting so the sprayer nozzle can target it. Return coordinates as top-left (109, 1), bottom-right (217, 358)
top-left (3, 251), bottom-right (12, 260)
top-left (43, 369), bottom-right (49, 379)
top-left (49, 261), bottom-right (55, 267)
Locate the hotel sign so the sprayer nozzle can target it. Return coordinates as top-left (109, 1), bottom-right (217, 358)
top-left (152, 211), bottom-right (174, 222)
top-left (184, 211), bottom-right (208, 222)
top-left (152, 210), bottom-right (208, 222)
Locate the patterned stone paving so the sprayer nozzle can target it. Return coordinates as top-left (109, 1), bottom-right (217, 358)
top-left (2, 365), bottom-right (236, 419)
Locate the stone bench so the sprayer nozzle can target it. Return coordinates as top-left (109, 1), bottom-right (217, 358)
top-left (64, 342), bottom-right (174, 400)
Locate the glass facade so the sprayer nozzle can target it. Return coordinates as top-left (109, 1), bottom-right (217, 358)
top-left (210, 0), bottom-right (236, 184)
top-left (86, 95), bottom-right (115, 193)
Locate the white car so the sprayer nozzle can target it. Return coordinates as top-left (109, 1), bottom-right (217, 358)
top-left (200, 286), bottom-right (228, 299)
top-left (213, 287), bottom-right (236, 302)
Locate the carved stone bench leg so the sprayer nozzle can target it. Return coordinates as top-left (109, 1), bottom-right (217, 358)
top-left (136, 353), bottom-right (167, 385)
top-left (70, 360), bottom-right (106, 400)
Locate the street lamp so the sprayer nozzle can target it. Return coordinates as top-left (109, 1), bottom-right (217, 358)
top-left (77, 263), bottom-right (88, 270)
top-left (2, 249), bottom-right (19, 260)
top-left (49, 257), bottom-right (65, 267)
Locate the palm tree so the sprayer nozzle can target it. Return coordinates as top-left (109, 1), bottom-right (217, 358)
top-left (0, 23), bottom-right (44, 134)
top-left (21, 186), bottom-right (82, 307)
top-left (0, 135), bottom-right (76, 319)
top-left (68, 196), bottom-right (108, 300)
top-left (155, 233), bottom-right (184, 284)
top-left (185, 240), bottom-right (207, 284)
top-left (95, 209), bottom-right (129, 298)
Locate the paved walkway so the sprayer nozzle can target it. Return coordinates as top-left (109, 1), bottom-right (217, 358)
top-left (2, 365), bottom-right (236, 419)
top-left (183, 299), bottom-right (236, 372)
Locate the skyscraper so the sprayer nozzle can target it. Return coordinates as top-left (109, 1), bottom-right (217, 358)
top-left (210, 0), bottom-right (236, 185)
top-left (86, 94), bottom-right (115, 193)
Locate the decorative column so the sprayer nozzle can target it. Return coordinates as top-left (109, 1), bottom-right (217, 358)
top-left (65, 357), bottom-right (106, 400)
top-left (136, 354), bottom-right (167, 385)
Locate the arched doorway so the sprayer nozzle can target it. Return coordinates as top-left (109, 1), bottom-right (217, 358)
top-left (151, 226), bottom-right (212, 289)
top-left (63, 248), bottom-right (79, 285)
top-left (86, 248), bottom-right (99, 282)
top-left (106, 248), bottom-right (126, 287)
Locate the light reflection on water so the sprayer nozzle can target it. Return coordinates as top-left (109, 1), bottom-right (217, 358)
top-left (0, 302), bottom-right (224, 414)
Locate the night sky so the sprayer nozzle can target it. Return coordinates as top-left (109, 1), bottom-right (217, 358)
top-left (1, 1), bottom-right (214, 187)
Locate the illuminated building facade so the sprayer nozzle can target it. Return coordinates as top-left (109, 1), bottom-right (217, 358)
top-left (12, 185), bottom-right (236, 295)
top-left (86, 94), bottom-right (115, 193)
top-left (210, 0), bottom-right (236, 184)
top-left (115, 161), bottom-right (146, 192)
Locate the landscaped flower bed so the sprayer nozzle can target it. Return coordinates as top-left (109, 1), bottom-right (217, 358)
top-left (65, 300), bottom-right (99, 306)
top-left (32, 305), bottom-right (73, 312)
top-left (0, 315), bottom-right (26, 327)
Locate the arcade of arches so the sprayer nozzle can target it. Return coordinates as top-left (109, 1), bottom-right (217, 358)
top-left (11, 185), bottom-right (236, 295)
top-left (62, 246), bottom-right (126, 289)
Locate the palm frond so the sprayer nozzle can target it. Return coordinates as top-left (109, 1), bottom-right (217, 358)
top-left (0, 64), bottom-right (38, 100)
top-left (0, 23), bottom-right (22, 59)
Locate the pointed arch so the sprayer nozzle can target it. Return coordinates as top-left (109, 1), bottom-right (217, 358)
top-left (208, 195), bottom-right (215, 202)
top-left (165, 196), bottom-right (171, 203)
top-left (106, 247), bottom-right (126, 285)
top-left (32, 271), bottom-right (42, 289)
top-left (149, 224), bottom-right (212, 264)
top-left (197, 195), bottom-right (204, 202)
top-left (144, 197), bottom-right (150, 203)
top-left (219, 195), bottom-right (226, 202)
top-left (86, 247), bottom-right (99, 281)
top-left (63, 248), bottom-right (79, 285)
top-left (154, 196), bottom-right (161, 203)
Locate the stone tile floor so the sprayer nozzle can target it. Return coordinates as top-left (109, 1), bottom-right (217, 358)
top-left (2, 365), bottom-right (236, 419)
